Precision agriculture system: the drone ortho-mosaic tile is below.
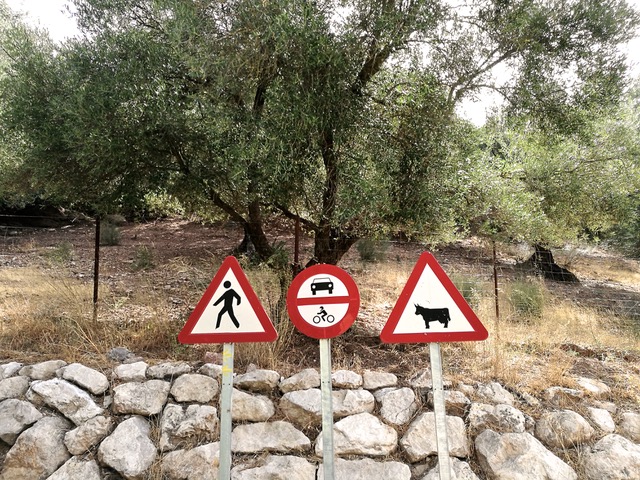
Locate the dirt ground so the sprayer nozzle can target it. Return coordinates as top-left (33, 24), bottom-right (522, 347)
top-left (1, 216), bottom-right (639, 383)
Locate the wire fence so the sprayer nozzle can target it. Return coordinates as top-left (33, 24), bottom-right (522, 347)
top-left (2, 217), bottom-right (639, 330)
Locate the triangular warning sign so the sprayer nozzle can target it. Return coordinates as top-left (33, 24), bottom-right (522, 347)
top-left (178, 256), bottom-right (277, 344)
top-left (380, 252), bottom-right (488, 343)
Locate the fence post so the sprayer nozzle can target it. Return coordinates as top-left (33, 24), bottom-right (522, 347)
top-left (93, 216), bottom-right (101, 321)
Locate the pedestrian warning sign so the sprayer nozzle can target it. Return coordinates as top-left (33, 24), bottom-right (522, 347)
top-left (380, 252), bottom-right (488, 343)
top-left (178, 256), bottom-right (277, 344)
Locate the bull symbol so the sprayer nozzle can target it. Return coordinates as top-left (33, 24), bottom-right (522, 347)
top-left (415, 304), bottom-right (450, 329)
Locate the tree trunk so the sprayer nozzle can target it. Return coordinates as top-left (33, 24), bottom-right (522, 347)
top-left (309, 227), bottom-right (358, 266)
top-left (527, 244), bottom-right (579, 282)
top-left (308, 127), bottom-right (361, 265)
top-left (232, 200), bottom-right (274, 262)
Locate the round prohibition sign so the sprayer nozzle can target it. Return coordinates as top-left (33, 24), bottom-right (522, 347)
top-left (287, 264), bottom-right (360, 339)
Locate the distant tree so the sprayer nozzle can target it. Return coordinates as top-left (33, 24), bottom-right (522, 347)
top-left (462, 90), bottom-right (640, 278)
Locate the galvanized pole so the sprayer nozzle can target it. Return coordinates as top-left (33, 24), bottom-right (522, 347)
top-left (219, 342), bottom-right (234, 480)
top-left (430, 342), bottom-right (452, 480)
top-left (319, 338), bottom-right (335, 480)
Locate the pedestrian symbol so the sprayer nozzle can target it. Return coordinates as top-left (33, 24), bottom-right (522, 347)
top-left (214, 281), bottom-right (241, 329)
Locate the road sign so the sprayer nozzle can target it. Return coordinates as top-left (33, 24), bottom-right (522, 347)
top-left (178, 256), bottom-right (277, 344)
top-left (380, 252), bottom-right (488, 343)
top-left (287, 264), bottom-right (359, 339)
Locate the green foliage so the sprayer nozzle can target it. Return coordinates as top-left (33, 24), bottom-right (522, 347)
top-left (509, 280), bottom-right (546, 319)
top-left (43, 242), bottom-right (74, 265)
top-left (1, 0), bottom-right (637, 265)
top-left (451, 274), bottom-right (484, 309)
top-left (356, 239), bottom-right (388, 263)
top-left (131, 246), bottom-right (154, 271)
top-left (100, 221), bottom-right (121, 246)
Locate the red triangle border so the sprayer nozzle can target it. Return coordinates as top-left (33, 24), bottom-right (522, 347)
top-left (178, 256), bottom-right (278, 344)
top-left (380, 252), bottom-right (489, 343)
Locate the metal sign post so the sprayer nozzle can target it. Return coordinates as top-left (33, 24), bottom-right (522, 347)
top-left (430, 342), bottom-right (452, 480)
top-left (319, 338), bottom-right (335, 480)
top-left (287, 264), bottom-right (360, 480)
top-left (218, 342), bottom-right (234, 480)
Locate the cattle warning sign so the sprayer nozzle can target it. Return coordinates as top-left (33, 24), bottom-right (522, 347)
top-left (380, 252), bottom-right (488, 343)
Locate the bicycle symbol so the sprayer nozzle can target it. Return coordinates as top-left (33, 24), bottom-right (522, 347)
top-left (313, 306), bottom-right (335, 324)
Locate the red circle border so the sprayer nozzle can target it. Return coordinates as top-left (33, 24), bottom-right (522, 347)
top-left (287, 264), bottom-right (360, 339)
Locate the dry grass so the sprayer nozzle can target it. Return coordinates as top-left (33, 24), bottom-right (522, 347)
top-left (1, 225), bottom-right (639, 407)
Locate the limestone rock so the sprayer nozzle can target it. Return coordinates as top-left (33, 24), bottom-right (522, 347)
top-left (279, 369), bottom-right (320, 393)
top-left (159, 403), bottom-right (218, 452)
top-left (0, 398), bottom-right (43, 445)
top-left (232, 421), bottom-right (311, 453)
top-left (64, 415), bottom-right (114, 455)
top-left (107, 346), bottom-right (138, 363)
top-left (234, 369), bottom-right (280, 393)
top-left (198, 363), bottom-right (223, 380)
top-left (586, 406), bottom-right (615, 433)
top-left (375, 387), bottom-right (419, 426)
top-left (280, 388), bottom-right (373, 428)
top-left (476, 382), bottom-right (515, 406)
top-left (468, 403), bottom-right (526, 434)
top-left (0, 416), bottom-right (72, 480)
top-left (542, 386), bottom-right (583, 407)
top-left (535, 410), bottom-right (595, 449)
top-left (422, 458), bottom-right (481, 480)
top-left (233, 455), bottom-right (316, 480)
top-left (333, 389), bottom-right (375, 418)
top-left (113, 361), bottom-right (148, 382)
top-left (617, 411), bottom-right (640, 443)
top-left (98, 416), bottom-right (157, 479)
top-left (112, 379), bottom-right (170, 415)
top-left (475, 429), bottom-right (577, 480)
top-left (401, 412), bottom-right (470, 462)
top-left (318, 457), bottom-right (410, 480)
top-left (332, 370), bottom-right (362, 389)
top-left (171, 373), bottom-right (219, 403)
top-left (582, 434), bottom-right (640, 480)
top-left (0, 376), bottom-right (30, 401)
top-left (427, 390), bottom-right (471, 417)
top-left (30, 378), bottom-right (104, 425)
top-left (0, 362), bottom-right (22, 380)
top-left (18, 360), bottom-right (67, 380)
top-left (147, 361), bottom-right (192, 379)
top-left (576, 377), bottom-right (611, 398)
top-left (280, 388), bottom-right (322, 427)
top-left (48, 458), bottom-right (102, 480)
top-left (362, 370), bottom-right (397, 390)
top-left (593, 399), bottom-right (618, 414)
top-left (61, 363), bottom-right (110, 395)
top-left (231, 388), bottom-right (275, 422)
top-left (316, 412), bottom-right (397, 457)
top-left (162, 442), bottom-right (219, 480)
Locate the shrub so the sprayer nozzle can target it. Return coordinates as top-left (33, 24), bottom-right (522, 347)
top-left (132, 245), bottom-right (154, 271)
top-left (509, 280), bottom-right (546, 318)
top-left (100, 221), bottom-right (121, 246)
top-left (43, 241), bottom-right (74, 264)
top-left (356, 238), bottom-right (387, 262)
top-left (451, 274), bottom-right (483, 308)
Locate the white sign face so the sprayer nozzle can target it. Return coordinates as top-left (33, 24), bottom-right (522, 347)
top-left (391, 264), bottom-right (476, 335)
top-left (190, 269), bottom-right (267, 335)
top-left (294, 274), bottom-right (350, 328)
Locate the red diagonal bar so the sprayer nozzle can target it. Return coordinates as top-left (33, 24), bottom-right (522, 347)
top-left (296, 295), bottom-right (352, 306)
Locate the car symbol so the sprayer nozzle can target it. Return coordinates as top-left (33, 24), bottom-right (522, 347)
top-left (311, 277), bottom-right (333, 295)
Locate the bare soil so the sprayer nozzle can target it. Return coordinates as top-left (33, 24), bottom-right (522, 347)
top-left (1, 216), bottom-right (639, 384)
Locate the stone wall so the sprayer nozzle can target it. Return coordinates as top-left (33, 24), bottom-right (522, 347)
top-left (1, 357), bottom-right (640, 479)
